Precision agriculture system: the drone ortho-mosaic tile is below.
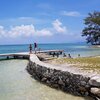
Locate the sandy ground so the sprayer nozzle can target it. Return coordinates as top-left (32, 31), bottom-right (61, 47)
top-left (36, 53), bottom-right (100, 77)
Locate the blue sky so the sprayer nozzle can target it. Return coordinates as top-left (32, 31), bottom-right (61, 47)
top-left (0, 0), bottom-right (100, 44)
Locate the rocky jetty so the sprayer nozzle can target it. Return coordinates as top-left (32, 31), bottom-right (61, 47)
top-left (27, 54), bottom-right (100, 100)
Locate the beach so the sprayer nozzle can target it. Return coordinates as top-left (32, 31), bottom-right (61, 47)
top-left (0, 44), bottom-right (100, 100)
top-left (0, 0), bottom-right (100, 99)
top-left (43, 56), bottom-right (100, 75)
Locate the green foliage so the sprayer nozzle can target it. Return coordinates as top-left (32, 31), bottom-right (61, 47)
top-left (82, 11), bottom-right (100, 45)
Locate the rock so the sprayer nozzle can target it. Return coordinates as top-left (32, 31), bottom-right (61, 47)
top-left (58, 79), bottom-right (65, 86)
top-left (52, 84), bottom-right (59, 88)
top-left (89, 76), bottom-right (100, 87)
top-left (84, 92), bottom-right (89, 96)
top-left (91, 88), bottom-right (100, 97)
top-left (85, 84), bottom-right (90, 88)
top-left (79, 86), bottom-right (87, 92)
top-left (41, 77), bottom-right (47, 82)
top-left (80, 81), bottom-right (87, 86)
top-left (46, 80), bottom-right (51, 85)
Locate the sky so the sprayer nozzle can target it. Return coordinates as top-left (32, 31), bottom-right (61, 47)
top-left (0, 0), bottom-right (100, 44)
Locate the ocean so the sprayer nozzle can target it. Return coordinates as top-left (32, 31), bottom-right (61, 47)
top-left (0, 43), bottom-right (100, 57)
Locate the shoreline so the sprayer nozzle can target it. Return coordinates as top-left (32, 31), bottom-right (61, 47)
top-left (27, 53), bottom-right (100, 100)
top-left (0, 52), bottom-right (100, 99)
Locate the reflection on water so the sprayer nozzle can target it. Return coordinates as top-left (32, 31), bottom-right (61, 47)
top-left (0, 60), bottom-right (93, 100)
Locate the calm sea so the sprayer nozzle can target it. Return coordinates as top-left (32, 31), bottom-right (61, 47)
top-left (0, 43), bottom-right (100, 57)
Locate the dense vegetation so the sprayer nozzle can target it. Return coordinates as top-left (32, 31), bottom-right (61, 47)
top-left (82, 11), bottom-right (100, 45)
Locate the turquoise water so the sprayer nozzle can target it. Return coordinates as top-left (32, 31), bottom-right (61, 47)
top-left (0, 43), bottom-right (94, 99)
top-left (0, 43), bottom-right (100, 57)
top-left (0, 60), bottom-right (92, 100)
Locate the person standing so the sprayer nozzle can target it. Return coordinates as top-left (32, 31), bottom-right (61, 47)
top-left (29, 44), bottom-right (32, 54)
top-left (34, 42), bottom-right (37, 54)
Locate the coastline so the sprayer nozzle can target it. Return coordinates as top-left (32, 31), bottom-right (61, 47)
top-left (27, 53), bottom-right (100, 100)
top-left (0, 59), bottom-right (93, 100)
top-left (0, 51), bottom-right (100, 99)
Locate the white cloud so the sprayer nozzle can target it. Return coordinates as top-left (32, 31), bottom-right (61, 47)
top-left (52, 19), bottom-right (67, 33)
top-left (0, 20), bottom-right (69, 38)
top-left (8, 25), bottom-right (35, 37)
top-left (36, 29), bottom-right (52, 36)
top-left (0, 24), bottom-right (53, 38)
top-left (0, 26), bottom-right (6, 37)
top-left (0, 20), bottom-right (84, 43)
top-left (61, 11), bottom-right (81, 17)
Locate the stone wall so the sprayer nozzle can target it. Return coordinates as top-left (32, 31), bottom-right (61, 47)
top-left (27, 55), bottom-right (100, 100)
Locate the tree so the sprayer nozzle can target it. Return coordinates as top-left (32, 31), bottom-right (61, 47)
top-left (82, 11), bottom-right (100, 45)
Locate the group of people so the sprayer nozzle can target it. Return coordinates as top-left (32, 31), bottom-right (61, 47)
top-left (29, 43), bottom-right (80, 58)
top-left (63, 53), bottom-right (80, 58)
top-left (29, 43), bottom-right (37, 54)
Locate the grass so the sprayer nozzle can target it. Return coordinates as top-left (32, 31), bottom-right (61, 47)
top-left (48, 57), bottom-right (100, 74)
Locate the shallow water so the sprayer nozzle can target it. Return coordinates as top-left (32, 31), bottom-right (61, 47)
top-left (0, 60), bottom-right (93, 100)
